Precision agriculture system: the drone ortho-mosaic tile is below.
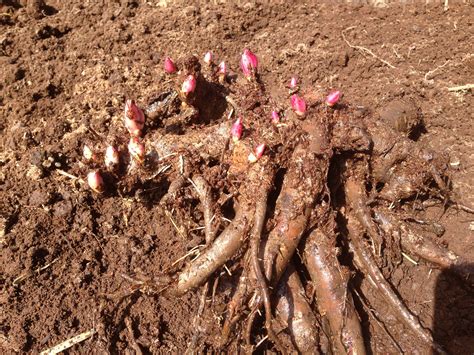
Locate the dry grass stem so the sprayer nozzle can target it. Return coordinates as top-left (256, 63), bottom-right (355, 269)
top-left (448, 84), bottom-right (474, 92)
top-left (342, 26), bottom-right (396, 69)
top-left (39, 329), bottom-right (96, 355)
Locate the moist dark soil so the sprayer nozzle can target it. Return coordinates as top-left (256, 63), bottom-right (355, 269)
top-left (1, 1), bottom-right (473, 354)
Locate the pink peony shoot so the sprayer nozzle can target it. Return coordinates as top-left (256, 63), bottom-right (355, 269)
top-left (326, 90), bottom-right (341, 107)
top-left (87, 170), bottom-right (104, 193)
top-left (230, 117), bottom-right (243, 142)
top-left (248, 143), bottom-right (265, 163)
top-left (181, 75), bottom-right (197, 95)
top-left (240, 48), bottom-right (258, 78)
top-left (271, 111), bottom-right (280, 124)
top-left (105, 145), bottom-right (120, 169)
top-left (204, 51), bottom-right (213, 65)
top-left (128, 137), bottom-right (145, 164)
top-left (164, 57), bottom-right (177, 74)
top-left (291, 94), bottom-right (306, 116)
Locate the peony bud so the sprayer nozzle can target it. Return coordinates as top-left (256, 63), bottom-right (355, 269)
top-left (291, 94), bottom-right (306, 116)
top-left (124, 99), bottom-right (145, 136)
top-left (83, 145), bottom-right (94, 161)
top-left (230, 117), bottom-right (243, 142)
top-left (326, 90), bottom-right (341, 107)
top-left (240, 48), bottom-right (258, 78)
top-left (204, 51), bottom-right (213, 65)
top-left (128, 137), bottom-right (145, 164)
top-left (87, 170), bottom-right (104, 193)
top-left (290, 77), bottom-right (298, 88)
top-left (181, 75), bottom-right (197, 95)
top-left (248, 143), bottom-right (265, 163)
top-left (105, 145), bottom-right (120, 169)
top-left (218, 61), bottom-right (227, 74)
top-left (164, 57), bottom-right (177, 74)
top-left (271, 111), bottom-right (280, 124)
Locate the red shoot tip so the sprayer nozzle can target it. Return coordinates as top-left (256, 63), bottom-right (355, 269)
top-left (248, 143), bottom-right (265, 163)
top-left (240, 48), bottom-right (258, 78)
top-left (230, 117), bottom-right (243, 142)
top-left (290, 77), bottom-right (298, 88)
top-left (164, 57), bottom-right (177, 74)
top-left (326, 90), bottom-right (341, 107)
top-left (124, 99), bottom-right (145, 136)
top-left (218, 61), bottom-right (227, 74)
top-left (291, 94), bottom-right (306, 116)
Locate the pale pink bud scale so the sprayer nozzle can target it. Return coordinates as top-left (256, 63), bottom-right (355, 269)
top-left (83, 145), bottom-right (94, 161)
top-left (128, 137), bottom-right (145, 163)
top-left (230, 117), bottom-right (243, 142)
top-left (105, 146), bottom-right (120, 168)
top-left (181, 75), bottom-right (197, 95)
top-left (248, 143), bottom-right (265, 163)
top-left (124, 99), bottom-right (145, 136)
top-left (204, 51), bottom-right (213, 65)
top-left (290, 77), bottom-right (298, 88)
top-left (218, 61), bottom-right (227, 74)
top-left (164, 57), bottom-right (177, 74)
top-left (240, 49), bottom-right (258, 78)
top-left (87, 170), bottom-right (104, 193)
top-left (271, 111), bottom-right (280, 124)
top-left (326, 91), bottom-right (341, 107)
top-left (291, 94), bottom-right (306, 116)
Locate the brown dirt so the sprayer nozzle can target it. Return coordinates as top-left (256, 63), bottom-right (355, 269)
top-left (1, 1), bottom-right (473, 353)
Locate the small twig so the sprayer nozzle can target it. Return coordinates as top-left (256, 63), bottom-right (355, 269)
top-left (13, 257), bottom-right (59, 285)
top-left (40, 329), bottom-right (96, 355)
top-left (223, 264), bottom-right (232, 276)
top-left (342, 27), bottom-right (396, 69)
top-left (401, 252), bottom-right (419, 266)
top-left (144, 164), bottom-right (171, 181)
top-left (170, 244), bottom-right (202, 268)
top-left (424, 60), bottom-right (450, 82)
top-left (165, 210), bottom-right (186, 239)
top-left (447, 84), bottom-right (474, 92)
top-left (56, 169), bottom-right (84, 184)
top-left (255, 335), bottom-right (269, 349)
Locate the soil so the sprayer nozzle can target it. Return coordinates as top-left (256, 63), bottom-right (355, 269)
top-left (1, 1), bottom-right (473, 354)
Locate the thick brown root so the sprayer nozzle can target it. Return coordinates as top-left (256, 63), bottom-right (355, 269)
top-left (263, 140), bottom-right (329, 286)
top-left (172, 205), bottom-right (250, 295)
top-left (220, 264), bottom-right (251, 346)
top-left (374, 209), bottom-right (473, 284)
top-left (304, 227), bottom-right (366, 355)
top-left (275, 264), bottom-right (320, 354)
top-left (345, 178), bottom-right (445, 353)
top-left (249, 185), bottom-right (284, 351)
top-left (346, 219), bottom-right (445, 353)
top-left (170, 162), bottom-right (274, 296)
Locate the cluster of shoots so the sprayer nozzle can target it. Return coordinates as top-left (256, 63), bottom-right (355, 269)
top-left (85, 99), bottom-right (147, 193)
top-left (85, 49), bottom-right (343, 192)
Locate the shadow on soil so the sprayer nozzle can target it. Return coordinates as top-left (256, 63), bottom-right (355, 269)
top-left (433, 264), bottom-right (474, 354)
